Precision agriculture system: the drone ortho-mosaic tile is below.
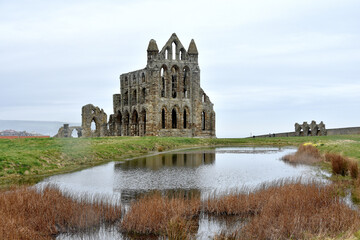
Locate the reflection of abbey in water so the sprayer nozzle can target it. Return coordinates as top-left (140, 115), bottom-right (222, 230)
top-left (116, 152), bottom-right (215, 170)
top-left (114, 152), bottom-right (215, 203)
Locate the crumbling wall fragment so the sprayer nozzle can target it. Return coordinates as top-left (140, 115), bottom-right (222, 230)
top-left (81, 104), bottom-right (108, 137)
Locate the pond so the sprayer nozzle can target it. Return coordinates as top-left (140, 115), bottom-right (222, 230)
top-left (38, 147), bottom-right (328, 239)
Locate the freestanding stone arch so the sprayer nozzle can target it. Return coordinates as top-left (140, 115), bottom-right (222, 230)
top-left (81, 104), bottom-right (108, 137)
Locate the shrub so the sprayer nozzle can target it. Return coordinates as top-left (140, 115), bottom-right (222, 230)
top-left (297, 144), bottom-right (321, 158)
top-left (326, 153), bottom-right (348, 176)
top-left (281, 144), bottom-right (321, 164)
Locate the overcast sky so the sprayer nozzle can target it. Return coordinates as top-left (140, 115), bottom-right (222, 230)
top-left (1, 0), bottom-right (359, 138)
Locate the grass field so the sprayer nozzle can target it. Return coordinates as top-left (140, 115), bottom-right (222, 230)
top-left (1, 135), bottom-right (360, 239)
top-left (1, 135), bottom-right (360, 186)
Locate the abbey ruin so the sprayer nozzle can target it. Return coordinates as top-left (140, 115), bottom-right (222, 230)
top-left (294, 121), bottom-right (327, 137)
top-left (56, 33), bottom-right (216, 138)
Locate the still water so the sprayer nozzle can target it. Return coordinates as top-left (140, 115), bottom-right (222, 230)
top-left (38, 147), bottom-right (328, 239)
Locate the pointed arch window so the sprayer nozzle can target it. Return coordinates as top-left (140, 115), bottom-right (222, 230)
top-left (124, 112), bottom-right (130, 136)
top-left (141, 73), bottom-right (145, 83)
top-left (162, 109), bottom-right (166, 129)
top-left (172, 42), bottom-right (176, 60)
top-left (172, 109), bottom-right (177, 129)
top-left (142, 110), bottom-right (146, 135)
top-left (183, 67), bottom-right (190, 98)
top-left (132, 89), bottom-right (137, 105)
top-left (91, 119), bottom-right (96, 132)
top-left (141, 88), bottom-right (146, 103)
top-left (183, 109), bottom-right (187, 129)
top-left (124, 91), bottom-right (129, 105)
top-left (180, 49), bottom-right (185, 60)
top-left (171, 66), bottom-right (178, 98)
top-left (201, 111), bottom-right (206, 130)
top-left (160, 68), bottom-right (166, 97)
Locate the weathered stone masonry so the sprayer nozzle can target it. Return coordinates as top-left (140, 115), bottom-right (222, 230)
top-left (56, 33), bottom-right (216, 138)
top-left (108, 33), bottom-right (216, 137)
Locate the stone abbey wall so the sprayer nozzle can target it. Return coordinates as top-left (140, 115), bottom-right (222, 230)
top-left (56, 34), bottom-right (216, 138)
top-left (108, 33), bottom-right (215, 138)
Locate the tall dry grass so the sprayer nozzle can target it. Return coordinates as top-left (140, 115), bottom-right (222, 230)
top-left (209, 180), bottom-right (360, 240)
top-left (282, 144), bottom-right (322, 164)
top-left (120, 192), bottom-right (200, 236)
top-left (205, 188), bottom-right (268, 217)
top-left (349, 160), bottom-right (359, 179)
top-left (0, 186), bottom-right (122, 240)
top-left (326, 153), bottom-right (349, 176)
top-left (325, 153), bottom-right (359, 179)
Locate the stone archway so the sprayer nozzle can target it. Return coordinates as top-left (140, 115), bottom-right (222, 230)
top-left (131, 110), bottom-right (139, 136)
top-left (71, 127), bottom-right (82, 138)
top-left (123, 111), bottom-right (130, 136)
top-left (140, 109), bottom-right (146, 136)
top-left (116, 111), bottom-right (122, 136)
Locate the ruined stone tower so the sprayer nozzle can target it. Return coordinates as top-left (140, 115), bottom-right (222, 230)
top-left (108, 33), bottom-right (215, 137)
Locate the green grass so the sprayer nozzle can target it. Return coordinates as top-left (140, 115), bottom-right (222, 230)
top-left (1, 135), bottom-right (360, 186)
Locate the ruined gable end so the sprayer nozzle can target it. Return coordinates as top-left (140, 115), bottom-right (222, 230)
top-left (111, 33), bottom-right (215, 138)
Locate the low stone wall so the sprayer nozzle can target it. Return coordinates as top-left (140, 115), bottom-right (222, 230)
top-left (253, 126), bottom-right (360, 138)
top-left (252, 132), bottom-right (296, 138)
top-left (327, 127), bottom-right (360, 136)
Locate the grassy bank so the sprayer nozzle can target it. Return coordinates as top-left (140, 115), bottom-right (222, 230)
top-left (1, 135), bottom-right (360, 185)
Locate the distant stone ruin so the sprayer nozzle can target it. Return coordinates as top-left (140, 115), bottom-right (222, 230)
top-left (294, 121), bottom-right (327, 136)
top-left (54, 124), bottom-right (82, 138)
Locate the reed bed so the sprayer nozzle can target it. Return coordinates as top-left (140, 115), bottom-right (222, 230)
top-left (211, 180), bottom-right (360, 240)
top-left (2, 180), bottom-right (360, 239)
top-left (0, 186), bottom-right (122, 240)
top-left (120, 192), bottom-right (200, 236)
top-left (282, 144), bottom-right (322, 164)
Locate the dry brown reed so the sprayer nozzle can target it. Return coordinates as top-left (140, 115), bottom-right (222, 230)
top-left (0, 186), bottom-right (122, 240)
top-left (325, 153), bottom-right (360, 179)
top-left (121, 192), bottom-right (200, 236)
top-left (282, 144), bottom-right (322, 164)
top-left (326, 153), bottom-right (348, 176)
top-left (205, 189), bottom-right (266, 217)
top-left (349, 160), bottom-right (359, 179)
top-left (211, 181), bottom-right (360, 240)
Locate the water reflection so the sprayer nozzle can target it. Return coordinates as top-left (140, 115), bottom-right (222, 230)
top-left (119, 188), bottom-right (202, 205)
top-left (114, 152), bottom-right (214, 203)
top-left (116, 152), bottom-right (215, 170)
top-left (39, 147), bottom-right (325, 203)
top-left (43, 147), bottom-right (328, 240)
